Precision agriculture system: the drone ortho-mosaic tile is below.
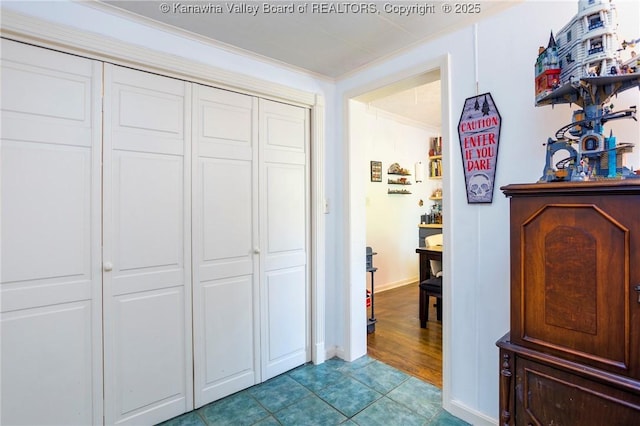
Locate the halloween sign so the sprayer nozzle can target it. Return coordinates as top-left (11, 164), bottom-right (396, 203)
top-left (457, 93), bottom-right (501, 203)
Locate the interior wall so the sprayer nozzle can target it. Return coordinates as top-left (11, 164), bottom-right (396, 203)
top-left (353, 103), bottom-right (439, 291)
top-left (337, 0), bottom-right (640, 424)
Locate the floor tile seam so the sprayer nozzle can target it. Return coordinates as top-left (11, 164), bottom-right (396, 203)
top-left (384, 392), bottom-right (443, 423)
top-left (194, 408), bottom-right (216, 426)
top-left (339, 370), bottom-right (386, 394)
top-left (423, 408), bottom-right (448, 426)
top-left (250, 414), bottom-right (283, 426)
top-left (268, 393), bottom-right (345, 423)
top-left (379, 374), bottom-right (412, 396)
top-left (311, 383), bottom-right (385, 419)
top-left (340, 370), bottom-right (411, 397)
top-left (242, 389), bottom-right (292, 421)
top-left (286, 369), bottom-right (353, 394)
top-left (350, 395), bottom-right (431, 425)
top-left (377, 395), bottom-right (432, 424)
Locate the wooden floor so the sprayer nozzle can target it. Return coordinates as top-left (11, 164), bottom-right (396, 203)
top-left (366, 283), bottom-right (443, 388)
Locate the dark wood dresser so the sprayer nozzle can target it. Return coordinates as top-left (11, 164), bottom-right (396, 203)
top-left (497, 181), bottom-right (640, 425)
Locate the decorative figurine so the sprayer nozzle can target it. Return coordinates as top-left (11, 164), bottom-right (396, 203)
top-left (535, 0), bottom-right (639, 182)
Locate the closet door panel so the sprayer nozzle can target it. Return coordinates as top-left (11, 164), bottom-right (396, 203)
top-left (1, 143), bottom-right (91, 290)
top-left (199, 159), bottom-right (253, 279)
top-left (112, 152), bottom-right (184, 279)
top-left (0, 39), bottom-right (102, 426)
top-left (1, 302), bottom-right (94, 425)
top-left (265, 267), bottom-right (307, 361)
top-left (192, 85), bottom-right (258, 407)
top-left (259, 99), bottom-right (310, 380)
top-left (103, 64), bottom-right (192, 425)
top-left (200, 276), bottom-right (254, 383)
top-left (114, 288), bottom-right (186, 414)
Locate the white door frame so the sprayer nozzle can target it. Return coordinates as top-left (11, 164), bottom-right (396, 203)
top-left (0, 8), bottom-right (326, 362)
top-left (342, 54), bottom-right (452, 399)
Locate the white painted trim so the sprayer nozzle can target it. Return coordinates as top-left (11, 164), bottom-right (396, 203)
top-left (89, 60), bottom-right (104, 426)
top-left (365, 104), bottom-right (440, 131)
top-left (438, 55), bottom-right (454, 415)
top-left (0, 10), bottom-right (316, 107)
top-left (311, 95), bottom-right (327, 365)
top-left (448, 399), bottom-right (498, 426)
top-left (1, 4), bottom-right (327, 368)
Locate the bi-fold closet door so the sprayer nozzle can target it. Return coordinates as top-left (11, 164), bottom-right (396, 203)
top-left (191, 86), bottom-right (311, 407)
top-left (1, 39), bottom-right (310, 425)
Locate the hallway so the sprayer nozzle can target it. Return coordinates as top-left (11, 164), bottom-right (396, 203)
top-left (367, 283), bottom-right (443, 388)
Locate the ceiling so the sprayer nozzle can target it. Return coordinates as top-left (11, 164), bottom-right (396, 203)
top-left (97, 1), bottom-right (515, 126)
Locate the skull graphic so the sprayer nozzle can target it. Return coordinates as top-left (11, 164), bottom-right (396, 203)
top-left (468, 173), bottom-right (492, 201)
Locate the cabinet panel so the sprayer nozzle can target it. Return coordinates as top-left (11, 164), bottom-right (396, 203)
top-left (515, 356), bottom-right (640, 426)
top-left (521, 204), bottom-right (629, 370)
top-left (506, 183), bottom-right (640, 379)
top-left (500, 181), bottom-right (640, 426)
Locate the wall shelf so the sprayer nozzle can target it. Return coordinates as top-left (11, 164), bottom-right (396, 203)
top-left (388, 178), bottom-right (412, 185)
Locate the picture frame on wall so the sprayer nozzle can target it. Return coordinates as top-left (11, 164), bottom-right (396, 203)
top-left (370, 161), bottom-right (382, 182)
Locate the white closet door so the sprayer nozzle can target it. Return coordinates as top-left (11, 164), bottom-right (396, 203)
top-left (192, 85), bottom-right (259, 407)
top-left (0, 39), bottom-right (103, 425)
top-left (259, 99), bottom-right (311, 380)
top-left (102, 64), bottom-right (192, 425)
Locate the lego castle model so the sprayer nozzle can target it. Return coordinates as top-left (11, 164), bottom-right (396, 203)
top-left (534, 0), bottom-right (639, 182)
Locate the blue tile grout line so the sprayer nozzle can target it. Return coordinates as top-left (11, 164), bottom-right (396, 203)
top-left (158, 356), bottom-right (470, 426)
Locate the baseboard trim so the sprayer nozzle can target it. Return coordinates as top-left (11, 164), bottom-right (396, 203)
top-left (374, 277), bottom-right (418, 293)
top-left (446, 399), bottom-right (497, 426)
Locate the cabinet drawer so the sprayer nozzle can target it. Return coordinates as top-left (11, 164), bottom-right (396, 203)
top-left (514, 356), bottom-right (640, 426)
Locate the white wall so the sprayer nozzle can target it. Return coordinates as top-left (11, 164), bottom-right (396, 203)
top-left (337, 0), bottom-right (640, 424)
top-left (353, 103), bottom-right (440, 291)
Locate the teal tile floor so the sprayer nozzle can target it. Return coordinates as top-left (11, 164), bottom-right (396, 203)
top-left (158, 356), bottom-right (469, 426)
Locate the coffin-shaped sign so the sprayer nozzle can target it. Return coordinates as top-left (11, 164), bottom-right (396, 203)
top-left (457, 92), bottom-right (501, 203)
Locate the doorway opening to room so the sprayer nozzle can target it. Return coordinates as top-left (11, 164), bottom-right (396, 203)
top-left (349, 66), bottom-right (447, 389)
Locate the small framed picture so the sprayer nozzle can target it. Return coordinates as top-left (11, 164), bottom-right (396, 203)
top-left (370, 161), bottom-right (382, 182)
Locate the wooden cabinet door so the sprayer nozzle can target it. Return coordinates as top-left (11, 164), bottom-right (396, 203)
top-left (507, 184), bottom-right (640, 380)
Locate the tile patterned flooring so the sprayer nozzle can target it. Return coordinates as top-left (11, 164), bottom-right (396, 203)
top-left (159, 356), bottom-right (469, 426)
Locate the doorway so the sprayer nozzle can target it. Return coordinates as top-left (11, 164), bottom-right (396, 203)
top-left (344, 56), bottom-right (451, 394)
top-left (357, 73), bottom-right (443, 386)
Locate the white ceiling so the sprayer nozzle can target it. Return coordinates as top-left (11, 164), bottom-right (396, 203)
top-left (97, 0), bottom-right (516, 126)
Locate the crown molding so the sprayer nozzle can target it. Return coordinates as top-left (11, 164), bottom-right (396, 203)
top-left (83, 0), bottom-right (335, 83)
top-left (0, 8), bottom-right (320, 107)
